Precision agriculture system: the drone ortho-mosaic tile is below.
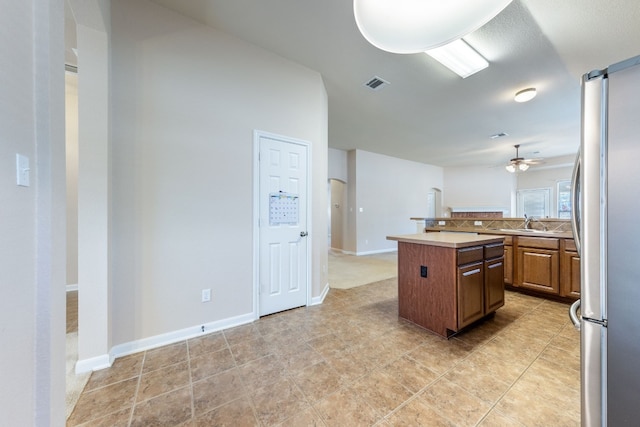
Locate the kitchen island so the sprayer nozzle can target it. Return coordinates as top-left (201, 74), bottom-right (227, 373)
top-left (387, 232), bottom-right (505, 338)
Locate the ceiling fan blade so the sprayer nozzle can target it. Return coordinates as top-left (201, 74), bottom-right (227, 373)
top-left (523, 158), bottom-right (544, 164)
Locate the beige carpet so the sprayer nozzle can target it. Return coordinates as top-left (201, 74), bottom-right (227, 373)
top-left (66, 332), bottom-right (90, 419)
top-left (328, 250), bottom-right (398, 289)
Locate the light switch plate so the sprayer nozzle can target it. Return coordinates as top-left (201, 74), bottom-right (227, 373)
top-left (16, 154), bottom-right (30, 187)
top-left (438, 221), bottom-right (446, 225)
top-left (474, 221), bottom-right (482, 226)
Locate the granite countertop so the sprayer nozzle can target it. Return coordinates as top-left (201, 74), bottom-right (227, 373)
top-left (387, 232), bottom-right (505, 248)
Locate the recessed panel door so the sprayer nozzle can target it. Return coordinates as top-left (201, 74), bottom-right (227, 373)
top-left (258, 134), bottom-right (309, 316)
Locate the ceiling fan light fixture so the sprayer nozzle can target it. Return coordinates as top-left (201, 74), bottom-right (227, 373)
top-left (514, 87), bottom-right (537, 103)
top-left (353, 0), bottom-right (514, 54)
top-left (505, 144), bottom-right (538, 173)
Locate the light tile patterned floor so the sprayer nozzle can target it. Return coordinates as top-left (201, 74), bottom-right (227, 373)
top-left (67, 276), bottom-right (579, 426)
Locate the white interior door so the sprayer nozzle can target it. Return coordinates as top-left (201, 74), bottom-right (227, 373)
top-left (258, 133), bottom-right (309, 316)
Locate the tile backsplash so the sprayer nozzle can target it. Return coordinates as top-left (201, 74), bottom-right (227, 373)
top-left (423, 218), bottom-right (572, 233)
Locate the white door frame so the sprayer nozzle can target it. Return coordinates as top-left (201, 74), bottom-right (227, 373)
top-left (252, 130), bottom-right (312, 319)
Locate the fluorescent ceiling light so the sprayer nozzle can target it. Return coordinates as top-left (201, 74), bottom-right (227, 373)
top-left (425, 39), bottom-right (489, 78)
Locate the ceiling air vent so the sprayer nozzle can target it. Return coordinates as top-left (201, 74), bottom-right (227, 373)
top-left (364, 76), bottom-right (390, 91)
top-left (490, 132), bottom-right (509, 139)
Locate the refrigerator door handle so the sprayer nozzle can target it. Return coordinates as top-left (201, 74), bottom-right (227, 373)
top-left (570, 151), bottom-right (581, 254)
top-left (569, 299), bottom-right (581, 330)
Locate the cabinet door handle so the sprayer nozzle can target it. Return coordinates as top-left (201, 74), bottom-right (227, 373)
top-left (488, 262), bottom-right (503, 269)
top-left (462, 268), bottom-right (481, 276)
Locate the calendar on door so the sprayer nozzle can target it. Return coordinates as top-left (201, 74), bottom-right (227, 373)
top-left (269, 192), bottom-right (299, 226)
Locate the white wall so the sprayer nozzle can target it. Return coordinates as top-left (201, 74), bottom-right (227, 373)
top-left (0, 1), bottom-right (66, 424)
top-left (75, 0), bottom-right (113, 367)
top-left (347, 150), bottom-right (443, 254)
top-left (108, 0), bottom-right (327, 346)
top-left (443, 166), bottom-right (516, 216)
top-left (328, 147), bottom-right (348, 182)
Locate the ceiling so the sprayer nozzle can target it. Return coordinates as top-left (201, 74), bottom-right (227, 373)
top-left (65, 0), bottom-right (640, 168)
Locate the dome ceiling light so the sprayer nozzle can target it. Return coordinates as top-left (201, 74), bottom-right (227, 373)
top-left (353, 0), bottom-right (514, 54)
top-left (514, 87), bottom-right (537, 103)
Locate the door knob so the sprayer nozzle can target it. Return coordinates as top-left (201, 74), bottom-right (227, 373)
top-left (300, 231), bottom-right (308, 237)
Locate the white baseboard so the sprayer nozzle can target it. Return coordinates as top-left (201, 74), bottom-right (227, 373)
top-left (75, 353), bottom-right (112, 374)
top-left (75, 289), bottom-right (334, 373)
top-left (66, 284), bottom-right (78, 292)
top-left (75, 312), bottom-right (256, 373)
top-left (355, 248), bottom-right (397, 256)
top-left (109, 312), bottom-right (255, 361)
top-left (332, 248), bottom-right (398, 256)
top-left (310, 282), bottom-right (330, 305)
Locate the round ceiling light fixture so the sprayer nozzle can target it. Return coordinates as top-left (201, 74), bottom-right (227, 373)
top-left (353, 0), bottom-right (514, 54)
top-left (514, 87), bottom-right (537, 103)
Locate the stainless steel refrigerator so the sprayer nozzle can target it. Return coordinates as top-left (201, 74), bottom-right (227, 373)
top-left (569, 55), bottom-right (640, 426)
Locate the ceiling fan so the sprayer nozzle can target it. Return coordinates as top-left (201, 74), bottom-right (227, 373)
top-left (505, 144), bottom-right (543, 173)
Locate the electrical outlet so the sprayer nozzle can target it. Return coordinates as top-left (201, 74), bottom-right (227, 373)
top-left (420, 266), bottom-right (428, 278)
top-left (201, 289), bottom-right (211, 302)
top-left (438, 221), bottom-right (446, 225)
top-left (474, 221), bottom-right (483, 226)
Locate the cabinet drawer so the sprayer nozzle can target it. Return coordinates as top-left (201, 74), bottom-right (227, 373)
top-left (517, 236), bottom-right (559, 250)
top-left (484, 243), bottom-right (504, 260)
top-left (457, 246), bottom-right (483, 265)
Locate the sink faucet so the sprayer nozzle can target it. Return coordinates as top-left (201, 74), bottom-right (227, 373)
top-left (524, 214), bottom-right (547, 231)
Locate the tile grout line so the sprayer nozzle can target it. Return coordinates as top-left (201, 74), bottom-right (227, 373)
top-left (221, 329), bottom-right (263, 425)
top-left (127, 351), bottom-right (146, 427)
top-left (185, 338), bottom-right (195, 422)
top-left (379, 299), bottom-right (548, 426)
top-left (472, 314), bottom-right (574, 426)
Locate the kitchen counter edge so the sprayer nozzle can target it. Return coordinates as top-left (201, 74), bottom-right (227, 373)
top-left (423, 227), bottom-right (573, 239)
top-left (386, 232), bottom-right (505, 249)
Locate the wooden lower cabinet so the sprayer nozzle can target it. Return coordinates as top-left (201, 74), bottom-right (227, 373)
top-left (516, 247), bottom-right (560, 294)
top-left (560, 239), bottom-right (581, 298)
top-left (396, 240), bottom-right (505, 338)
top-left (457, 262), bottom-right (484, 328)
top-left (515, 236), bottom-right (560, 295)
top-left (503, 239), bottom-right (513, 285)
top-left (485, 256), bottom-right (505, 312)
top-left (509, 236), bottom-right (580, 300)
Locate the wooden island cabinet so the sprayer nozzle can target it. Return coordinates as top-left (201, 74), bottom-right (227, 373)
top-left (387, 233), bottom-right (505, 338)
